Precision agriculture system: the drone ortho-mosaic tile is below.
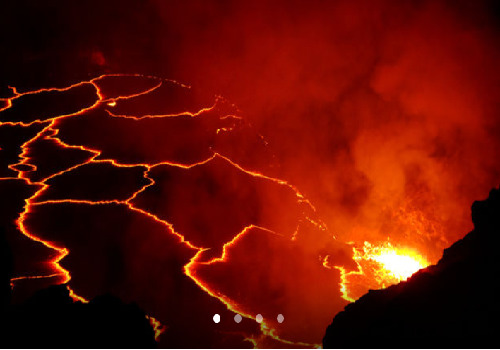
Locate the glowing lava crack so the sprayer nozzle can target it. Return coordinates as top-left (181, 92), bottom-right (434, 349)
top-left (0, 74), bottom-right (430, 348)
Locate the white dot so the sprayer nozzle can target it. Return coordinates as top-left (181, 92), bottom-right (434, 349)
top-left (256, 314), bottom-right (263, 323)
top-left (213, 314), bottom-right (220, 323)
top-left (234, 314), bottom-right (242, 323)
top-left (277, 314), bottom-right (284, 323)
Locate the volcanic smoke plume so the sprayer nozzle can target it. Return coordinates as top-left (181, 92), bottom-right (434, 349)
top-left (1, 0), bottom-right (500, 348)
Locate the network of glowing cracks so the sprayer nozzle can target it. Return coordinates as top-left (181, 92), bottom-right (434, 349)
top-left (0, 73), bottom-right (430, 347)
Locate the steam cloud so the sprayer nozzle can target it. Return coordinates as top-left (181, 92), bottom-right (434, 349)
top-left (140, 0), bottom-right (500, 259)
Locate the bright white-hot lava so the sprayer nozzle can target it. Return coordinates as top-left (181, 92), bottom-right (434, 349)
top-left (363, 242), bottom-right (429, 281)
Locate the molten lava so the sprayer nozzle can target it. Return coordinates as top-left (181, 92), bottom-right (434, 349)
top-left (0, 66), bottom-right (498, 348)
top-left (1, 74), bottom-right (336, 347)
top-left (364, 242), bottom-right (429, 282)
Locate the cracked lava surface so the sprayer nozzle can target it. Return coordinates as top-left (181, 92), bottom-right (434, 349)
top-left (1, 74), bottom-right (433, 348)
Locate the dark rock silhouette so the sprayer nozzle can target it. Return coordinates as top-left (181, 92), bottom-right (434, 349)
top-left (323, 187), bottom-right (500, 348)
top-left (1, 199), bottom-right (157, 348)
top-left (0, 270), bottom-right (157, 348)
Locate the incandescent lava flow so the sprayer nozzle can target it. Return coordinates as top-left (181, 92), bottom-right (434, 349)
top-left (0, 64), bottom-right (498, 347)
top-left (0, 74), bottom-right (336, 348)
top-left (0, 73), bottom-right (436, 348)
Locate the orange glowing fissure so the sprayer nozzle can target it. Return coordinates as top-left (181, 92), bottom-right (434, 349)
top-left (329, 241), bottom-right (430, 303)
top-left (146, 315), bottom-right (167, 341)
top-left (1, 74), bottom-right (325, 347)
top-left (0, 73), bottom-right (429, 347)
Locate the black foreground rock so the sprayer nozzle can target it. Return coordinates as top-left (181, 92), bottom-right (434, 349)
top-left (323, 187), bottom-right (500, 348)
top-left (0, 227), bottom-right (157, 349)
